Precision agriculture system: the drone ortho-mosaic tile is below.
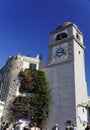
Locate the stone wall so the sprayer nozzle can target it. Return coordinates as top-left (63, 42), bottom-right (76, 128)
top-left (0, 54), bottom-right (40, 122)
top-left (0, 56), bottom-right (23, 122)
top-left (41, 60), bottom-right (76, 130)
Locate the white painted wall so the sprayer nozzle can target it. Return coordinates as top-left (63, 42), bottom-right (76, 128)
top-left (21, 55), bottom-right (40, 70)
top-left (73, 36), bottom-right (88, 130)
top-left (16, 54), bottom-right (40, 97)
top-left (72, 25), bottom-right (83, 44)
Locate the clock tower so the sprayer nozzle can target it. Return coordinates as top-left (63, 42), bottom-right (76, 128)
top-left (43, 22), bottom-right (88, 130)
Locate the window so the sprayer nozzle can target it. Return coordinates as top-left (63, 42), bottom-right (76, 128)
top-left (29, 63), bottom-right (36, 69)
top-left (83, 108), bottom-right (84, 113)
top-left (83, 123), bottom-right (85, 126)
top-left (76, 33), bottom-right (80, 40)
top-left (78, 51), bottom-right (80, 54)
top-left (56, 32), bottom-right (68, 41)
top-left (26, 92), bottom-right (33, 96)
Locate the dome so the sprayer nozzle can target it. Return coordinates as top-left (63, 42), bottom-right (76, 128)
top-left (56, 22), bottom-right (73, 30)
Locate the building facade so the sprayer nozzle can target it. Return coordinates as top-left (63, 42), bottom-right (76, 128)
top-left (0, 54), bottom-right (41, 121)
top-left (41, 22), bottom-right (88, 130)
top-left (0, 22), bottom-right (88, 130)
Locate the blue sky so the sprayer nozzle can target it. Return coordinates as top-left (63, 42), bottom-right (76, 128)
top-left (0, 0), bottom-right (90, 95)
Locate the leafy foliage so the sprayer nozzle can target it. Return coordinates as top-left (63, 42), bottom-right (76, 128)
top-left (10, 69), bottom-right (50, 127)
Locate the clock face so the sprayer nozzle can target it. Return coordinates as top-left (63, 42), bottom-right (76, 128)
top-left (52, 43), bottom-right (68, 62)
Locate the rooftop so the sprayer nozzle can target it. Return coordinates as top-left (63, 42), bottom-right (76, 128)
top-left (56, 22), bottom-right (73, 30)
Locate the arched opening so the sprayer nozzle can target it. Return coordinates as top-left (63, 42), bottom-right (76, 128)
top-left (56, 32), bottom-right (68, 41)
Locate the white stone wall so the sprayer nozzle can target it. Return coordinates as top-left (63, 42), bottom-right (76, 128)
top-left (73, 38), bottom-right (88, 130)
top-left (0, 101), bottom-right (5, 121)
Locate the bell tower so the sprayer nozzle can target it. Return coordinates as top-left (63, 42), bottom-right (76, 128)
top-left (44, 22), bottom-right (88, 130)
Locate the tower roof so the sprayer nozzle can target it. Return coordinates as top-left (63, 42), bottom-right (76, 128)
top-left (56, 22), bottom-right (73, 30)
top-left (49, 22), bottom-right (83, 36)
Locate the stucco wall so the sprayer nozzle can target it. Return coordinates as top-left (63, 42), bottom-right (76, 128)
top-left (42, 60), bottom-right (76, 130)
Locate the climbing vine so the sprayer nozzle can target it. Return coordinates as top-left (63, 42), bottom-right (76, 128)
top-left (10, 69), bottom-right (50, 127)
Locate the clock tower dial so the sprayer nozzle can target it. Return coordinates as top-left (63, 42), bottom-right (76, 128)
top-left (52, 43), bottom-right (68, 62)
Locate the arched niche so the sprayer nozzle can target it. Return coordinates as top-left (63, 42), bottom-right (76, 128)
top-left (55, 32), bottom-right (68, 41)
